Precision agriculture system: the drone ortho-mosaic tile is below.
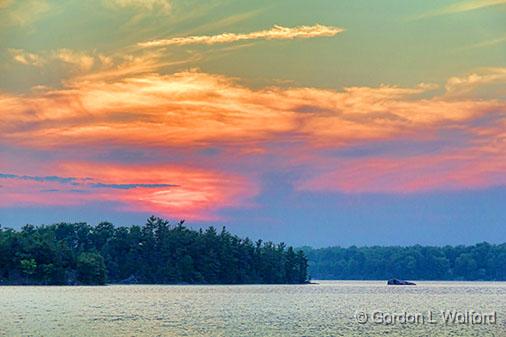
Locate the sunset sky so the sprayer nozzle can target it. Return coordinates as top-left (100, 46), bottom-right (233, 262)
top-left (1, 0), bottom-right (505, 246)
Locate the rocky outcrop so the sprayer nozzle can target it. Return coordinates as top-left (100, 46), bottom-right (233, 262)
top-left (387, 278), bottom-right (416, 285)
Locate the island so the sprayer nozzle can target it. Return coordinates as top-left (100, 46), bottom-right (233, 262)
top-left (0, 216), bottom-right (308, 285)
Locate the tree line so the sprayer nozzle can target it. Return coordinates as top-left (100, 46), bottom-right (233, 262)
top-left (302, 243), bottom-right (506, 281)
top-left (0, 216), bottom-right (308, 285)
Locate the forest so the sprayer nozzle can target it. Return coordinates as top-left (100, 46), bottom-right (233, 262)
top-left (0, 216), bottom-right (308, 285)
top-left (303, 243), bottom-right (506, 281)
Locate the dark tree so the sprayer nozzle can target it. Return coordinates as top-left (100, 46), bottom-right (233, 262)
top-left (0, 217), bottom-right (309, 285)
top-left (76, 252), bottom-right (107, 285)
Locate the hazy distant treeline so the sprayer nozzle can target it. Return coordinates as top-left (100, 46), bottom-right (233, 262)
top-left (0, 217), bottom-right (308, 285)
top-left (303, 243), bottom-right (506, 281)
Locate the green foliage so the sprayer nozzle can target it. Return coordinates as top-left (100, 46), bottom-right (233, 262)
top-left (303, 242), bottom-right (506, 281)
top-left (0, 217), bottom-right (308, 285)
top-left (20, 259), bottom-right (37, 276)
top-left (76, 252), bottom-right (107, 285)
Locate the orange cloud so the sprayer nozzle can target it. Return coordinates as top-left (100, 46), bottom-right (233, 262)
top-left (138, 24), bottom-right (344, 48)
top-left (1, 68), bottom-right (505, 210)
top-left (0, 71), bottom-right (298, 148)
top-left (1, 70), bottom-right (502, 151)
top-left (53, 49), bottom-right (95, 71)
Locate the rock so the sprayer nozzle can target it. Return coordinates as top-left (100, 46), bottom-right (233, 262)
top-left (387, 278), bottom-right (416, 285)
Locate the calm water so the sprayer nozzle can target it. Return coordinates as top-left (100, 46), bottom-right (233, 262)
top-left (1, 281), bottom-right (505, 337)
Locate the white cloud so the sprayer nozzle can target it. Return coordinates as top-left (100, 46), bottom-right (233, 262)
top-left (412, 0), bottom-right (506, 19)
top-left (138, 24), bottom-right (344, 48)
top-left (8, 48), bottom-right (45, 66)
top-left (0, 0), bottom-right (50, 27)
top-left (106, 0), bottom-right (171, 14)
top-left (8, 48), bottom-right (113, 72)
top-left (445, 67), bottom-right (506, 97)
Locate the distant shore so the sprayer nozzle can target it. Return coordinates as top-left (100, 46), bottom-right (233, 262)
top-left (303, 242), bottom-right (506, 281)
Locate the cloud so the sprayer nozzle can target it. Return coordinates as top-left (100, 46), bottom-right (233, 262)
top-left (53, 49), bottom-right (95, 71)
top-left (441, 0), bottom-right (506, 14)
top-left (413, 0), bottom-right (506, 19)
top-left (89, 183), bottom-right (176, 189)
top-left (0, 173), bottom-right (78, 184)
top-left (73, 51), bottom-right (200, 82)
top-left (445, 67), bottom-right (506, 97)
top-left (8, 49), bottom-right (45, 67)
top-left (7, 48), bottom-right (198, 82)
top-left (0, 172), bottom-right (175, 189)
top-left (0, 68), bottom-right (504, 216)
top-left (0, 0), bottom-right (50, 27)
top-left (0, 164), bottom-right (257, 220)
top-left (298, 140), bottom-right (506, 194)
top-left (8, 48), bottom-right (109, 71)
top-left (138, 24), bottom-right (344, 48)
top-left (106, 0), bottom-right (171, 14)
top-left (0, 70), bottom-right (502, 150)
top-left (460, 34), bottom-right (506, 50)
top-left (0, 71), bottom-right (297, 148)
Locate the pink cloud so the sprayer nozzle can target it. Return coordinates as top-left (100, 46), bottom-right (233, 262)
top-left (0, 163), bottom-right (258, 220)
top-left (298, 142), bottom-right (506, 194)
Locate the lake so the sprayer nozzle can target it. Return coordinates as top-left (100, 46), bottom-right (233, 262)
top-left (1, 281), bottom-right (505, 336)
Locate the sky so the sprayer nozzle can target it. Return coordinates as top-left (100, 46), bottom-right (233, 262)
top-left (0, 0), bottom-right (505, 247)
